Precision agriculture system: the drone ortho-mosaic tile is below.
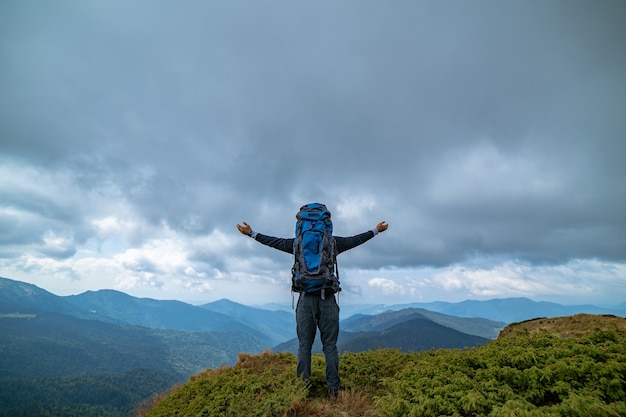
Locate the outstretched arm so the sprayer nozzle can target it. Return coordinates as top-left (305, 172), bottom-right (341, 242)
top-left (335, 221), bottom-right (389, 253)
top-left (236, 221), bottom-right (294, 254)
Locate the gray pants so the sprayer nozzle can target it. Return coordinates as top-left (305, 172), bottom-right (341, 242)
top-left (296, 292), bottom-right (340, 391)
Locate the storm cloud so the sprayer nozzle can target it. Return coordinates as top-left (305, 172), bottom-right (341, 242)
top-left (1, 0), bottom-right (625, 306)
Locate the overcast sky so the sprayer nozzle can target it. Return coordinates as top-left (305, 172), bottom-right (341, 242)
top-left (1, 0), bottom-right (625, 308)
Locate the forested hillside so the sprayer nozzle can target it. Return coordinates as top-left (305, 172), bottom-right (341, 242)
top-left (0, 369), bottom-right (179, 417)
top-left (0, 311), bottom-right (266, 417)
top-left (0, 277), bottom-right (498, 417)
top-left (3, 277), bottom-right (623, 416)
top-left (143, 314), bottom-right (626, 417)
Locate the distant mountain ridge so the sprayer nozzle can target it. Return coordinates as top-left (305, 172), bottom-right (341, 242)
top-left (273, 307), bottom-right (496, 355)
top-left (341, 307), bottom-right (504, 339)
top-left (1, 275), bottom-right (623, 416)
top-left (341, 318), bottom-right (488, 353)
top-left (65, 289), bottom-right (277, 344)
top-left (199, 298), bottom-right (296, 343)
top-left (396, 297), bottom-right (625, 323)
top-left (324, 297), bottom-right (626, 324)
top-left (273, 316), bottom-right (489, 355)
top-left (4, 277), bottom-right (622, 327)
top-left (0, 276), bottom-right (91, 318)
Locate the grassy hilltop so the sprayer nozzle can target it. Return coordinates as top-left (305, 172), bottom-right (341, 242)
top-left (140, 314), bottom-right (626, 417)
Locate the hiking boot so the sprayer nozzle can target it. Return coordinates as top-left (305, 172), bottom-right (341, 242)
top-left (328, 389), bottom-right (339, 401)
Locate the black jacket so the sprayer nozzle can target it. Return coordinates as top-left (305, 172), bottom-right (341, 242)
top-left (254, 230), bottom-right (376, 255)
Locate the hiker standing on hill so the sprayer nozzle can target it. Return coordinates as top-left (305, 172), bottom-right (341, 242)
top-left (237, 203), bottom-right (388, 399)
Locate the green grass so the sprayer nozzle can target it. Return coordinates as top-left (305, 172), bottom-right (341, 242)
top-left (140, 314), bottom-right (626, 417)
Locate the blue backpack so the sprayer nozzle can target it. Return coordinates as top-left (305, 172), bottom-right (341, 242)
top-left (291, 203), bottom-right (340, 299)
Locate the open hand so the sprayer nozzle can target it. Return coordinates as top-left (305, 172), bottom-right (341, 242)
top-left (236, 221), bottom-right (252, 236)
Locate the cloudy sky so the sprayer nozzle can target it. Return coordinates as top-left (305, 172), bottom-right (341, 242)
top-left (1, 0), bottom-right (625, 308)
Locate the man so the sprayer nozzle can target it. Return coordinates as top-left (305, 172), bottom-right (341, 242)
top-left (236, 205), bottom-right (388, 399)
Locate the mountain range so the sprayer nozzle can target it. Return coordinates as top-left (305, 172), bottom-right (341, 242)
top-left (311, 297), bottom-right (626, 324)
top-left (1, 275), bottom-right (624, 417)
